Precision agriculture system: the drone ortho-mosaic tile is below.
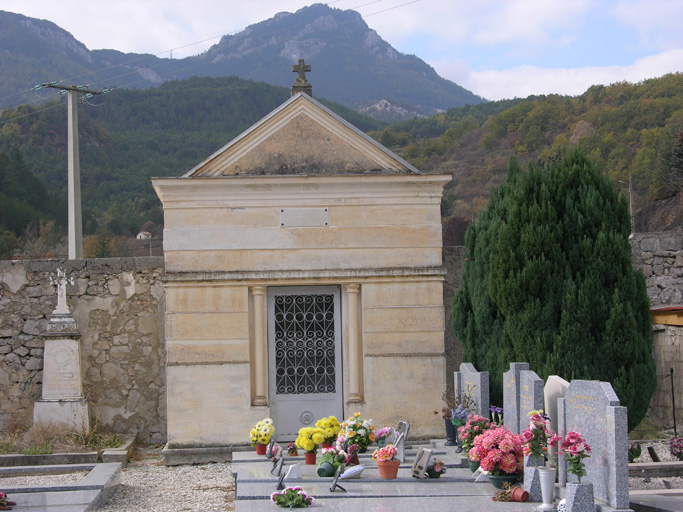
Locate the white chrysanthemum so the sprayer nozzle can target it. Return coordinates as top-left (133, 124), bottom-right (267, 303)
top-left (357, 428), bottom-right (366, 436)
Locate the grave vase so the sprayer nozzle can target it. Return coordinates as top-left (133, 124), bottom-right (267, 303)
top-left (566, 482), bottom-right (595, 512)
top-left (538, 467), bottom-right (557, 510)
top-left (445, 418), bottom-right (457, 446)
top-left (255, 443), bottom-right (267, 455)
top-left (321, 442), bottom-right (333, 449)
top-left (304, 452), bottom-right (317, 465)
top-left (377, 459), bottom-right (401, 480)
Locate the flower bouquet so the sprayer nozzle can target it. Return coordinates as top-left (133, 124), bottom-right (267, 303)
top-left (287, 442), bottom-right (298, 457)
top-left (315, 416), bottom-right (341, 446)
top-left (670, 436), bottom-right (683, 461)
top-left (373, 443), bottom-right (400, 480)
top-left (458, 414), bottom-right (493, 455)
top-left (250, 418), bottom-right (274, 454)
top-left (295, 426), bottom-right (325, 454)
top-left (451, 404), bottom-right (469, 427)
top-left (560, 431), bottom-right (591, 483)
top-left (374, 427), bottom-right (393, 448)
top-left (489, 405), bottom-right (504, 426)
top-left (270, 486), bottom-right (315, 508)
top-left (468, 426), bottom-right (524, 476)
top-left (521, 410), bottom-right (560, 466)
top-left (0, 490), bottom-right (17, 510)
top-left (426, 458), bottom-right (446, 478)
top-left (337, 413), bottom-right (375, 452)
top-left (317, 446), bottom-right (347, 477)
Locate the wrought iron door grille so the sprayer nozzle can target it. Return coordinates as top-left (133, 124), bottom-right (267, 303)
top-left (274, 294), bottom-right (336, 394)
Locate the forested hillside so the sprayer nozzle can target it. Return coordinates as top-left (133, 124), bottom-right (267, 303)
top-left (1, 73), bottom-right (681, 259)
top-left (0, 76), bottom-right (383, 257)
top-left (373, 73), bottom-right (683, 228)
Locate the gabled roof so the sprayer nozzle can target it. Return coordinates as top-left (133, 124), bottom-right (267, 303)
top-left (184, 92), bottom-right (420, 177)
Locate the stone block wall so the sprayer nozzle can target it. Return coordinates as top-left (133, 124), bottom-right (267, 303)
top-left (0, 257), bottom-right (166, 443)
top-left (630, 232), bottom-right (682, 426)
top-left (631, 232), bottom-right (683, 305)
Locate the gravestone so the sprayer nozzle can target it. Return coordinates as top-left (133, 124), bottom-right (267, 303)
top-left (33, 268), bottom-right (90, 435)
top-left (544, 375), bottom-right (569, 460)
top-left (519, 370), bottom-right (545, 433)
top-left (503, 362), bottom-right (529, 434)
top-left (519, 369), bottom-right (546, 502)
top-left (558, 380), bottom-right (629, 510)
top-left (454, 362), bottom-right (489, 417)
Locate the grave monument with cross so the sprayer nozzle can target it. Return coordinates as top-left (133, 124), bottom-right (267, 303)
top-left (33, 268), bottom-right (90, 434)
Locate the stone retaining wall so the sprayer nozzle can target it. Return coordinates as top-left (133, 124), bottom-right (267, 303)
top-left (0, 258), bottom-right (166, 444)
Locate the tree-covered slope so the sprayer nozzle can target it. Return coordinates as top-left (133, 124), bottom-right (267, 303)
top-left (0, 75), bottom-right (384, 250)
top-left (373, 73), bottom-right (683, 224)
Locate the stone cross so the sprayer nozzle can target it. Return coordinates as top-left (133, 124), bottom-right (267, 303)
top-left (50, 268), bottom-right (74, 315)
top-left (292, 59), bottom-right (311, 83)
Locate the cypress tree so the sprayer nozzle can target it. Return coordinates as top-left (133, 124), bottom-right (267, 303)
top-left (453, 149), bottom-right (656, 431)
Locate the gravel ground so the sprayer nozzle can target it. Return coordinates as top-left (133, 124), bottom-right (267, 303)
top-left (0, 471), bottom-right (88, 487)
top-left (628, 439), bottom-right (683, 491)
top-left (98, 447), bottom-right (235, 512)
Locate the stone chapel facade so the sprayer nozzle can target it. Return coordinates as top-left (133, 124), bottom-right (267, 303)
top-left (153, 78), bottom-right (450, 461)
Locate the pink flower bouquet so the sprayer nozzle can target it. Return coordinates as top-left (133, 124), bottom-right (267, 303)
top-left (457, 414), bottom-right (493, 453)
top-left (468, 426), bottom-right (524, 475)
top-left (372, 444), bottom-right (398, 462)
top-left (560, 431), bottom-right (591, 483)
top-left (521, 410), bottom-right (560, 466)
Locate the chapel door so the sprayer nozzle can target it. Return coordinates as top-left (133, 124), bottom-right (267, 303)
top-left (267, 286), bottom-right (343, 441)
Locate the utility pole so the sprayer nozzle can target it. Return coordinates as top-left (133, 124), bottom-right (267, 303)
top-left (41, 83), bottom-right (102, 259)
top-left (618, 173), bottom-right (634, 234)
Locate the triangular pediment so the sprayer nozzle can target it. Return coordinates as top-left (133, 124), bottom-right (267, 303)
top-left (184, 93), bottom-right (419, 177)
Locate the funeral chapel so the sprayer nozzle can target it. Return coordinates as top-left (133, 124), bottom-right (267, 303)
top-left (152, 61), bottom-right (451, 461)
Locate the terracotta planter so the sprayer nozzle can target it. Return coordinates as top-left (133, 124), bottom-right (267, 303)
top-left (304, 452), bottom-right (317, 465)
top-left (321, 442), bottom-right (333, 449)
top-left (255, 443), bottom-right (267, 455)
top-left (347, 453), bottom-right (360, 466)
top-left (377, 459), bottom-right (401, 480)
top-left (488, 474), bottom-right (518, 489)
top-left (288, 449), bottom-right (298, 457)
top-left (510, 486), bottom-right (529, 502)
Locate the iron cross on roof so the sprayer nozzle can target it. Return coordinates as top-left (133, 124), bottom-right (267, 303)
top-left (292, 59), bottom-right (311, 83)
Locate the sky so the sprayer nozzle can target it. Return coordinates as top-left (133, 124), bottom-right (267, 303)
top-left (4, 0), bottom-right (683, 101)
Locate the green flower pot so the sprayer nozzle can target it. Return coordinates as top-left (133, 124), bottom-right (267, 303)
top-left (317, 461), bottom-right (336, 477)
top-left (468, 460), bottom-right (480, 473)
top-left (488, 474), bottom-right (518, 490)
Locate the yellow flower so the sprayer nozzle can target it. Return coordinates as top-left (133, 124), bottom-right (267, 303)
top-left (354, 412), bottom-right (361, 417)
top-left (348, 431), bottom-right (356, 438)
